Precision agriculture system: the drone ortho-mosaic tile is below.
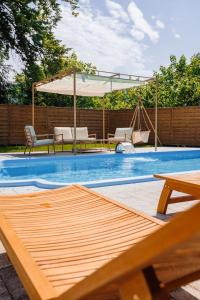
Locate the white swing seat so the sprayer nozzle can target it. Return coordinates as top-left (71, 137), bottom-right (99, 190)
top-left (132, 130), bottom-right (150, 144)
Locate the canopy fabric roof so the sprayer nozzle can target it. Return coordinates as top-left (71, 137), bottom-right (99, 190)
top-left (35, 72), bottom-right (151, 97)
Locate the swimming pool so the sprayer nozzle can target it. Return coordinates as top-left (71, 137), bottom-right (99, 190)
top-left (1, 150), bottom-right (200, 188)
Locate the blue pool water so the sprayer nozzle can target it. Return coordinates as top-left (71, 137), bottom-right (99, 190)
top-left (1, 150), bottom-right (200, 187)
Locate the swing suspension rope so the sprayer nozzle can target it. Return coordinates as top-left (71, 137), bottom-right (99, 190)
top-left (141, 104), bottom-right (150, 131)
top-left (130, 99), bottom-right (150, 131)
top-left (129, 97), bottom-right (162, 145)
top-left (137, 104), bottom-right (141, 130)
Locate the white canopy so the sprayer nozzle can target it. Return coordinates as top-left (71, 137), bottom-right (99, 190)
top-left (35, 72), bottom-right (150, 97)
top-left (32, 70), bottom-right (156, 152)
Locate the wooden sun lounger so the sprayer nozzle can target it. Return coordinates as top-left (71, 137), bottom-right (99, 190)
top-left (1, 185), bottom-right (200, 299)
top-left (154, 172), bottom-right (200, 214)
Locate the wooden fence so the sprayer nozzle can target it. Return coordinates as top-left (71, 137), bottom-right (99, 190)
top-left (0, 104), bottom-right (200, 146)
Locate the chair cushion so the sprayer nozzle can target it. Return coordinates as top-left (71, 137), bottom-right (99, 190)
top-left (34, 139), bottom-right (54, 146)
top-left (132, 130), bottom-right (150, 144)
top-left (71, 127), bottom-right (89, 140)
top-left (25, 125), bottom-right (37, 143)
top-left (114, 128), bottom-right (132, 140)
top-left (54, 127), bottom-right (73, 141)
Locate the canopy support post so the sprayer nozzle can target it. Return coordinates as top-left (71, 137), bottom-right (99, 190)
top-left (32, 84), bottom-right (35, 127)
top-left (73, 71), bottom-right (77, 155)
top-left (138, 96), bottom-right (141, 130)
top-left (102, 98), bottom-right (105, 141)
top-left (130, 103), bottom-right (139, 129)
top-left (155, 77), bottom-right (158, 152)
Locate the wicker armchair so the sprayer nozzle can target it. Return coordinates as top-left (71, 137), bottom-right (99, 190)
top-left (24, 125), bottom-right (63, 155)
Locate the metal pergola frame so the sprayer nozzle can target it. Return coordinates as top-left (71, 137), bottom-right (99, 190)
top-left (32, 69), bottom-right (159, 152)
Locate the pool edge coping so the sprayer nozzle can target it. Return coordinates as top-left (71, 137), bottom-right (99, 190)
top-left (0, 170), bottom-right (199, 189)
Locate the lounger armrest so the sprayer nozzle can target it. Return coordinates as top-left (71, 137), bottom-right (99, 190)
top-left (88, 133), bottom-right (96, 138)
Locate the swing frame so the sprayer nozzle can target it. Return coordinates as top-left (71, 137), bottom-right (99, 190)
top-left (130, 96), bottom-right (161, 145)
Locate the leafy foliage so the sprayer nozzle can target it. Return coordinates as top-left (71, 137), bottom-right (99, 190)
top-left (0, 51), bottom-right (10, 102)
top-left (0, 0), bottom-right (79, 103)
top-left (0, 0), bottom-right (97, 107)
top-left (155, 54), bottom-right (200, 107)
top-left (99, 54), bottom-right (200, 109)
top-left (0, 0), bottom-right (78, 62)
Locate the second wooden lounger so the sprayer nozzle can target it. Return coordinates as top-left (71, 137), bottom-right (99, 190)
top-left (1, 185), bottom-right (200, 299)
top-left (155, 172), bottom-right (200, 214)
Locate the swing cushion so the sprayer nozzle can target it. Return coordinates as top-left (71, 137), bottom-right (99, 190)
top-left (132, 130), bottom-right (150, 144)
top-left (141, 131), bottom-right (150, 143)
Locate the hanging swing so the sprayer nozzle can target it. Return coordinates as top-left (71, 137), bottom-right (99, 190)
top-left (130, 97), bottom-right (161, 145)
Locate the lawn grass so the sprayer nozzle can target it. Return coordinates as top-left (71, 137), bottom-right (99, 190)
top-left (0, 143), bottom-right (115, 153)
top-left (0, 143), bottom-right (153, 153)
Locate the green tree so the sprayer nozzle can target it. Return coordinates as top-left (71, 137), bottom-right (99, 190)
top-left (103, 54), bottom-right (200, 109)
top-left (0, 0), bottom-right (78, 62)
top-left (0, 52), bottom-right (11, 102)
top-left (155, 54), bottom-right (200, 107)
top-left (0, 0), bottom-right (79, 102)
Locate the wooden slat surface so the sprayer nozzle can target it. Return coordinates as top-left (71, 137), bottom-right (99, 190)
top-left (62, 201), bottom-right (200, 300)
top-left (0, 185), bottom-right (162, 299)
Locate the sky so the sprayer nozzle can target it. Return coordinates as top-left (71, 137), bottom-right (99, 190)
top-left (8, 0), bottom-right (200, 78)
top-left (54, 0), bottom-right (200, 76)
